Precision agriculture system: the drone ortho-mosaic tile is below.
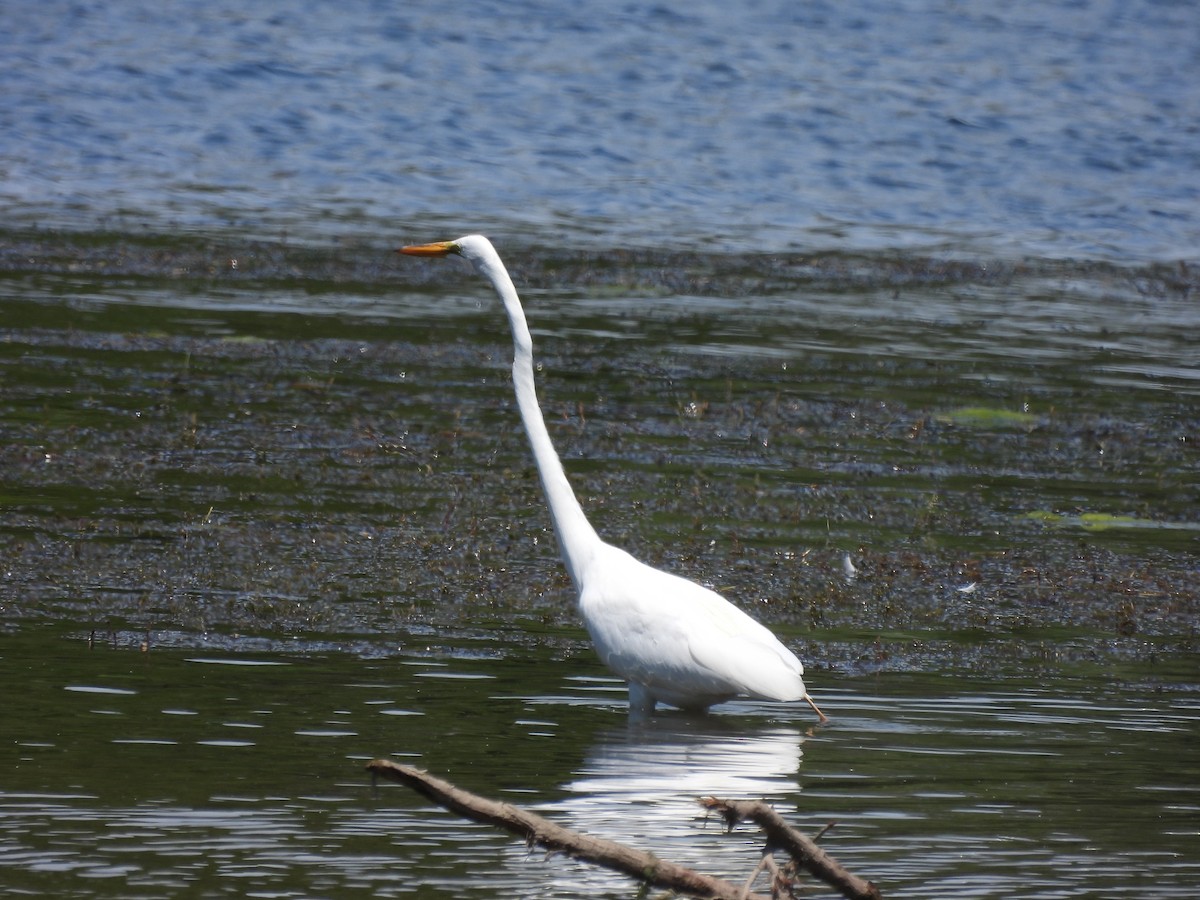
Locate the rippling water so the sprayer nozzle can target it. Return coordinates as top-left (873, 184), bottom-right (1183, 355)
top-left (2, 262), bottom-right (1198, 894)
top-left (3, 6), bottom-right (1199, 888)
top-left (3, 0), bottom-right (1198, 260)
top-left (2, 628), bottom-right (1198, 898)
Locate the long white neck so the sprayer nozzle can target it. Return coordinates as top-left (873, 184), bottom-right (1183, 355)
top-left (472, 249), bottom-right (600, 591)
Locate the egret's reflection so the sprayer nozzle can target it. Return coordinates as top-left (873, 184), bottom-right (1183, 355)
top-left (509, 718), bottom-right (806, 890)
top-left (569, 718), bottom-right (804, 802)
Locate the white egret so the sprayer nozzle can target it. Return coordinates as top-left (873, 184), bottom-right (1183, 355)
top-left (400, 235), bottom-right (825, 721)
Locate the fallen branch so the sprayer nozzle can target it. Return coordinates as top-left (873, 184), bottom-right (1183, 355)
top-left (701, 797), bottom-right (882, 900)
top-left (367, 758), bottom-right (881, 900)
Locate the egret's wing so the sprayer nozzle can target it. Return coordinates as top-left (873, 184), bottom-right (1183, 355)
top-left (580, 546), bottom-right (806, 703)
top-left (681, 592), bottom-right (806, 702)
top-left (687, 629), bottom-right (805, 701)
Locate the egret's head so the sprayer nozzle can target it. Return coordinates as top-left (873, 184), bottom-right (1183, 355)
top-left (399, 234), bottom-right (492, 262)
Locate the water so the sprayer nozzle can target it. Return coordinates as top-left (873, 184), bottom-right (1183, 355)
top-left (2, 0), bottom-right (1199, 892)
top-left (1, 255), bottom-right (1198, 895)
top-left (2, 626), bottom-right (1198, 898)
top-left (3, 0), bottom-right (1198, 261)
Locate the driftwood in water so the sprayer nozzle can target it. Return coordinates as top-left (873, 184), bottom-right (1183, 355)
top-left (366, 758), bottom-right (882, 900)
top-left (700, 796), bottom-right (882, 900)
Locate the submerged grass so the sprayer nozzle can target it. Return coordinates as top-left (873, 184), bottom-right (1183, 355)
top-left (1, 227), bottom-right (1197, 676)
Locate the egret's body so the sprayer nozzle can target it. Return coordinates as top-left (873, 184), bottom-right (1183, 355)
top-left (401, 235), bottom-right (825, 720)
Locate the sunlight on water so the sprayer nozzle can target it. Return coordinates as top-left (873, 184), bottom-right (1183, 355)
top-left (185, 657), bottom-right (292, 666)
top-left (2, 629), bottom-right (1198, 897)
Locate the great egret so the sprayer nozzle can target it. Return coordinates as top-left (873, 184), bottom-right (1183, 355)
top-left (400, 235), bottom-right (826, 721)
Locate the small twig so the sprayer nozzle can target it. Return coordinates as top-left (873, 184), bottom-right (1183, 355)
top-left (740, 851), bottom-right (772, 900)
top-left (812, 822), bottom-right (836, 842)
top-left (700, 798), bottom-right (882, 900)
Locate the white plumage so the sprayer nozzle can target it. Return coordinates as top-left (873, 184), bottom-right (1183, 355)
top-left (401, 235), bottom-right (825, 720)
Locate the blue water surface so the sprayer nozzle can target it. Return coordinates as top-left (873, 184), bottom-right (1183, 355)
top-left (2, 0), bottom-right (1197, 260)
